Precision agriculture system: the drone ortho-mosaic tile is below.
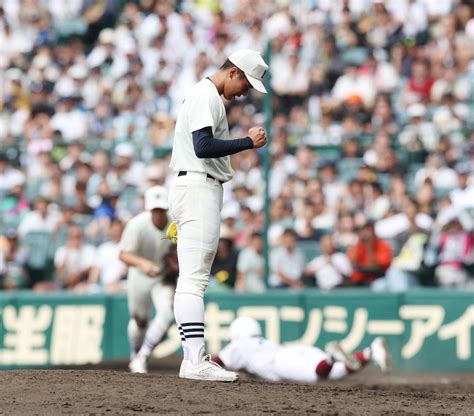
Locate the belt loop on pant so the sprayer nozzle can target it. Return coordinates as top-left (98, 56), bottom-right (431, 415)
top-left (178, 171), bottom-right (223, 185)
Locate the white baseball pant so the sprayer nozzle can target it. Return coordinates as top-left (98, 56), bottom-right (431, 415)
top-left (168, 172), bottom-right (223, 298)
top-left (127, 272), bottom-right (175, 336)
top-left (274, 345), bottom-right (349, 383)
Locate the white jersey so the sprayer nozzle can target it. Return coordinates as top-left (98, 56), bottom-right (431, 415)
top-left (219, 337), bottom-right (282, 382)
top-left (119, 211), bottom-right (171, 282)
top-left (219, 337), bottom-right (331, 383)
top-left (169, 78), bottom-right (234, 182)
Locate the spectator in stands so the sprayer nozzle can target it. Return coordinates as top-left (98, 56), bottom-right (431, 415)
top-left (450, 167), bottom-right (474, 211)
top-left (303, 235), bottom-right (352, 291)
top-left (370, 94), bottom-right (399, 135)
top-left (372, 198), bottom-right (429, 292)
top-left (235, 232), bottom-right (265, 293)
top-left (17, 197), bottom-right (60, 238)
top-left (414, 154), bottom-right (458, 191)
top-left (332, 62), bottom-right (376, 108)
top-left (294, 201), bottom-right (321, 241)
top-left (435, 215), bottom-right (474, 288)
top-left (269, 229), bottom-right (305, 289)
top-left (112, 143), bottom-right (146, 189)
top-left (210, 234), bottom-right (239, 290)
top-left (0, 230), bottom-right (26, 290)
top-left (0, 155), bottom-right (25, 192)
top-left (85, 219), bottom-right (127, 293)
top-left (400, 59), bottom-right (435, 106)
top-left (1, 0), bottom-right (473, 292)
top-left (338, 179), bottom-right (365, 215)
top-left (0, 183), bottom-right (29, 224)
top-left (388, 173), bottom-right (408, 211)
top-left (347, 221), bottom-right (392, 285)
top-left (365, 182), bottom-right (390, 221)
top-left (332, 213), bottom-right (358, 250)
top-left (50, 96), bottom-right (88, 142)
top-left (268, 197), bottom-right (294, 246)
top-left (271, 51), bottom-right (310, 114)
top-left (319, 161), bottom-right (344, 211)
top-left (363, 132), bottom-right (398, 173)
top-left (54, 225), bottom-right (96, 290)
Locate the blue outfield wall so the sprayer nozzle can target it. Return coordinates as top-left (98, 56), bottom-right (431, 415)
top-left (0, 289), bottom-right (473, 371)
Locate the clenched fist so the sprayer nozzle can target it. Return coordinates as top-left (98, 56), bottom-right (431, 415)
top-left (248, 126), bottom-right (267, 149)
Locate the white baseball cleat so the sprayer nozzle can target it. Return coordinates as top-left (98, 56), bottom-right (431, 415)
top-left (129, 354), bottom-right (148, 374)
top-left (179, 355), bottom-right (239, 382)
top-left (326, 341), bottom-right (361, 371)
top-left (370, 337), bottom-right (392, 372)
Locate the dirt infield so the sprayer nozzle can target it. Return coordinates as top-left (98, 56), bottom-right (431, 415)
top-left (1, 357), bottom-right (473, 415)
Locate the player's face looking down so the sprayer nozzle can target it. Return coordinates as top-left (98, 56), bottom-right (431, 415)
top-left (223, 67), bottom-right (252, 100)
top-left (151, 208), bottom-right (168, 230)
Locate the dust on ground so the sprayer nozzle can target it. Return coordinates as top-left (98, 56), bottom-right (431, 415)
top-left (1, 357), bottom-right (472, 415)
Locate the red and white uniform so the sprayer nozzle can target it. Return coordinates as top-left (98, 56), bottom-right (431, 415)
top-left (218, 337), bottom-right (349, 383)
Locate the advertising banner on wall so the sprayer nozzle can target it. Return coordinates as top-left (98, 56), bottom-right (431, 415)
top-left (0, 289), bottom-right (472, 371)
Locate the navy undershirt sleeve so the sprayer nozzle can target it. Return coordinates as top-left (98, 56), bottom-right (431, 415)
top-left (192, 126), bottom-right (254, 159)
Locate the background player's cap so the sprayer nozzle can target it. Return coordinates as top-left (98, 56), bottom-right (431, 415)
top-left (230, 317), bottom-right (262, 341)
top-left (144, 185), bottom-right (169, 210)
top-left (228, 49), bottom-right (268, 94)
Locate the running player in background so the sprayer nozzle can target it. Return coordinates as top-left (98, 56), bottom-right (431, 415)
top-left (213, 317), bottom-right (392, 383)
top-left (119, 186), bottom-right (178, 373)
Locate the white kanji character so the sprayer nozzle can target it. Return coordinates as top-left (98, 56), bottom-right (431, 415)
top-left (283, 308), bottom-right (323, 346)
top-left (438, 305), bottom-right (474, 360)
top-left (0, 305), bottom-right (53, 365)
top-left (50, 305), bottom-right (105, 365)
top-left (320, 306), bottom-right (368, 352)
top-left (155, 324), bottom-right (182, 358)
top-left (339, 308), bottom-right (369, 352)
top-left (323, 306), bottom-right (348, 333)
top-left (400, 305), bottom-right (445, 359)
top-left (367, 319), bottom-right (404, 335)
top-left (205, 302), bottom-right (235, 353)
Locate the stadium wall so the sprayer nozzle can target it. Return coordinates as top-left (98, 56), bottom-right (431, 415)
top-left (0, 289), bottom-right (472, 372)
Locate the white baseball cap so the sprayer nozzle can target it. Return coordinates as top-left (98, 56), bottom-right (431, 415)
top-left (114, 143), bottom-right (135, 158)
top-left (407, 103), bottom-right (426, 118)
top-left (230, 317), bottom-right (262, 341)
top-left (144, 186), bottom-right (169, 211)
top-left (228, 49), bottom-right (269, 94)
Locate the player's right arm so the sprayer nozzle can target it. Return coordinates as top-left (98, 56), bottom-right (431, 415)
top-left (119, 250), bottom-right (160, 277)
top-left (119, 218), bottom-right (160, 277)
top-left (186, 87), bottom-right (266, 159)
top-left (191, 126), bottom-right (266, 159)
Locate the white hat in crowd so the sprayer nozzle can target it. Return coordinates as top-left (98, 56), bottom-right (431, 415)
top-left (68, 64), bottom-right (88, 80)
top-left (99, 28), bottom-right (115, 45)
top-left (407, 103), bottom-right (426, 118)
top-left (144, 186), bottom-right (169, 211)
top-left (114, 143), bottom-right (135, 158)
top-left (228, 49), bottom-right (269, 94)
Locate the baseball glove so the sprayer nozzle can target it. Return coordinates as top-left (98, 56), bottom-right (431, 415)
top-left (161, 245), bottom-right (178, 286)
top-left (165, 221), bottom-right (178, 245)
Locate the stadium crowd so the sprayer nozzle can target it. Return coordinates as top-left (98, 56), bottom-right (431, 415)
top-left (0, 0), bottom-right (473, 293)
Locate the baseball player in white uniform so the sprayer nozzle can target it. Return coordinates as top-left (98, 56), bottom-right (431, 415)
top-left (213, 317), bottom-right (392, 383)
top-left (119, 186), bottom-right (177, 374)
top-left (168, 49), bottom-right (269, 382)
